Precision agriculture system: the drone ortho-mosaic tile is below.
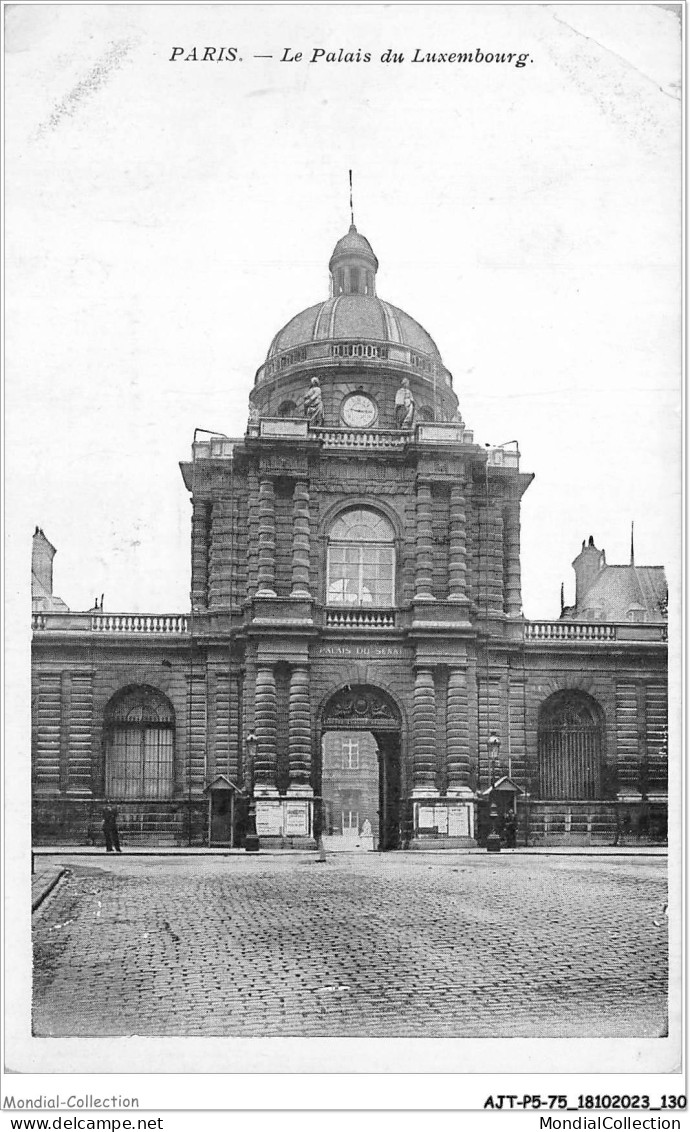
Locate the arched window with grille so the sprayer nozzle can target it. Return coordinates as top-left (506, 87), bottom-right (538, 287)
top-left (537, 691), bottom-right (603, 799)
top-left (326, 508), bottom-right (395, 607)
top-left (104, 686), bottom-right (175, 800)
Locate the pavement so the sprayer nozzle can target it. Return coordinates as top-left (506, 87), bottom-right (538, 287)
top-left (32, 851), bottom-right (668, 1039)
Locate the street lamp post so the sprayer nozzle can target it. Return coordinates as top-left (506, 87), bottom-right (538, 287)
top-left (244, 731), bottom-right (260, 853)
top-left (488, 731), bottom-right (501, 786)
top-left (486, 732), bottom-right (502, 853)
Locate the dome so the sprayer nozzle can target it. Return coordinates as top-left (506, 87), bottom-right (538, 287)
top-left (266, 295), bottom-right (443, 362)
top-left (253, 222), bottom-right (457, 422)
top-left (262, 223), bottom-right (445, 368)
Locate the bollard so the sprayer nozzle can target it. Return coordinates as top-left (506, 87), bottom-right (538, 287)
top-left (486, 801), bottom-right (501, 853)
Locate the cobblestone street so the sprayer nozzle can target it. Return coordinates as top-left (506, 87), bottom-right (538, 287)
top-left (32, 853), bottom-right (667, 1038)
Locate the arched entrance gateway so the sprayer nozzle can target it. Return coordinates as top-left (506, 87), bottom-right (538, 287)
top-left (317, 685), bottom-right (403, 851)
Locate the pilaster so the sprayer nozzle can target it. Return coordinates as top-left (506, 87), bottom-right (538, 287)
top-left (254, 665), bottom-right (278, 793)
top-left (206, 667), bottom-right (218, 783)
top-left (412, 666), bottom-right (438, 794)
top-left (59, 670), bottom-right (71, 794)
top-left (191, 499), bottom-right (210, 610)
top-left (67, 672), bottom-right (93, 795)
top-left (615, 681), bottom-right (640, 798)
top-left (446, 667), bottom-right (472, 793)
top-left (209, 496), bottom-right (234, 608)
top-left (287, 665), bottom-right (312, 792)
top-left (256, 477), bottom-right (277, 597)
top-left (415, 479), bottom-right (434, 600)
top-left (478, 498), bottom-right (504, 617)
top-left (291, 480), bottom-right (311, 597)
top-left (504, 501), bottom-right (522, 616)
top-left (448, 482), bottom-right (468, 602)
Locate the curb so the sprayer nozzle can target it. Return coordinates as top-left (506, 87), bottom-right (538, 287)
top-left (32, 867), bottom-right (67, 912)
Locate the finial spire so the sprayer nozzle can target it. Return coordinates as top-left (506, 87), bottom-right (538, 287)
top-left (349, 169), bottom-right (354, 227)
top-left (560, 582), bottom-right (565, 613)
top-left (630, 520), bottom-right (635, 566)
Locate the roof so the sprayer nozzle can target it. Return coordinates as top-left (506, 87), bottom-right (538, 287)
top-left (565, 564), bottom-right (667, 622)
top-left (479, 776), bottom-right (524, 796)
top-left (266, 295), bottom-right (443, 362)
top-left (329, 224), bottom-right (378, 271)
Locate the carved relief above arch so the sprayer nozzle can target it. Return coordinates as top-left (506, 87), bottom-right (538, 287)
top-left (527, 674), bottom-right (614, 732)
top-left (321, 684), bottom-right (402, 731)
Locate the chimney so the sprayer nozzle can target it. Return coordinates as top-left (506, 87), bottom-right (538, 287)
top-left (571, 535), bottom-right (606, 608)
top-left (31, 528), bottom-right (57, 600)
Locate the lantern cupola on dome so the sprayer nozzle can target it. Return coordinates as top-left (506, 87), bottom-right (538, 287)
top-left (329, 224), bottom-right (379, 297)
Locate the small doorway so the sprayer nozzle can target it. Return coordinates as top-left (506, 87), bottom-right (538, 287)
top-left (341, 806), bottom-right (360, 838)
top-left (205, 775), bottom-right (240, 847)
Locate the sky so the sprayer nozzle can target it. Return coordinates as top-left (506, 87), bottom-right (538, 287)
top-left (6, 3), bottom-right (682, 620)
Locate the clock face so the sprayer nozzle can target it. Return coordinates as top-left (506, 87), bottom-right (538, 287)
top-left (341, 393), bottom-right (377, 429)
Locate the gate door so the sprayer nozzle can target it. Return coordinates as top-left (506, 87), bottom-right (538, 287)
top-left (205, 775), bottom-right (239, 847)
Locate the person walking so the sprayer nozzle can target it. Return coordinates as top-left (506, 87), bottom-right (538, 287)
top-left (102, 802), bottom-right (122, 853)
top-left (638, 794), bottom-right (651, 840)
top-left (503, 809), bottom-right (517, 849)
top-left (612, 805), bottom-right (631, 847)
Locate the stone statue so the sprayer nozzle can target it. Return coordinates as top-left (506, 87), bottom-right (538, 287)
top-left (395, 377), bottom-right (415, 429)
top-left (303, 377), bottom-right (324, 427)
top-left (247, 399), bottom-right (260, 426)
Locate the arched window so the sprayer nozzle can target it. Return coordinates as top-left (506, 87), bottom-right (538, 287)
top-left (277, 400), bottom-right (297, 418)
top-left (326, 508), bottom-right (395, 607)
top-left (104, 686), bottom-right (174, 800)
top-left (537, 691), bottom-right (603, 800)
top-left (419, 405), bottom-right (434, 422)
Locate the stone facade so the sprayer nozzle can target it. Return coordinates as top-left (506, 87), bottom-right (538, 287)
top-left (31, 223), bottom-right (668, 847)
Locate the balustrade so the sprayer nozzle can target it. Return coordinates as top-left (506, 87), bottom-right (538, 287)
top-left (316, 428), bottom-right (407, 451)
top-left (91, 614), bottom-right (189, 633)
top-left (254, 338), bottom-right (453, 387)
top-left (526, 622), bottom-right (616, 641)
top-left (31, 612), bottom-right (189, 633)
top-left (324, 608), bottom-right (396, 629)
